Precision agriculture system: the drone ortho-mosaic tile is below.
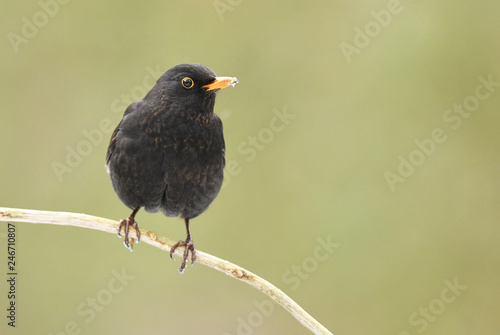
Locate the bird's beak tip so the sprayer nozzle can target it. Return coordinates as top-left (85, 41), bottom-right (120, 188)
top-left (203, 77), bottom-right (239, 91)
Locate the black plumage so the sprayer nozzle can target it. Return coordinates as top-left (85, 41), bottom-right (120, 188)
top-left (106, 63), bottom-right (237, 273)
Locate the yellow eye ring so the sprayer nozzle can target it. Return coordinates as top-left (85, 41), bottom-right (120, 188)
top-left (181, 77), bottom-right (194, 89)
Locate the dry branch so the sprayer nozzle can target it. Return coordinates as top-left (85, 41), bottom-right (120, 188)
top-left (0, 207), bottom-right (332, 335)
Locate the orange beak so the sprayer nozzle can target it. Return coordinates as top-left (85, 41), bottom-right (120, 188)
top-left (203, 76), bottom-right (239, 91)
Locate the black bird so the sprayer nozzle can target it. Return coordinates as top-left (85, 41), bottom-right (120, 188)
top-left (106, 63), bottom-right (238, 273)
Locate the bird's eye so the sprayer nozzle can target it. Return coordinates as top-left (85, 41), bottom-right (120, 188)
top-left (181, 77), bottom-right (194, 89)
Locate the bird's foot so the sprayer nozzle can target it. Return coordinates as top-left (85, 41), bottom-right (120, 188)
top-left (170, 237), bottom-right (196, 274)
top-left (117, 216), bottom-right (141, 251)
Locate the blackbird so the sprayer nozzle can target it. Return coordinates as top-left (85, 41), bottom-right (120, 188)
top-left (106, 63), bottom-right (238, 273)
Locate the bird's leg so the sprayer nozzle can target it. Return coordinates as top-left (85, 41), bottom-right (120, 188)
top-left (170, 218), bottom-right (196, 274)
top-left (117, 207), bottom-right (141, 251)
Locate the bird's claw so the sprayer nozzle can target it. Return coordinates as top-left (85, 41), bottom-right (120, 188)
top-left (170, 238), bottom-right (196, 274)
top-left (117, 216), bottom-right (141, 251)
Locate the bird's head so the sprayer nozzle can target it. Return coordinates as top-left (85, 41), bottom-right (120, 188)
top-left (148, 63), bottom-right (238, 116)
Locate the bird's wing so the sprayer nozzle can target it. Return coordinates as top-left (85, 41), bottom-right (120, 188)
top-left (106, 101), bottom-right (141, 165)
top-left (105, 125), bottom-right (120, 166)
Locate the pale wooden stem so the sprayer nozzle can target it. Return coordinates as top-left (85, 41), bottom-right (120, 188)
top-left (0, 207), bottom-right (332, 335)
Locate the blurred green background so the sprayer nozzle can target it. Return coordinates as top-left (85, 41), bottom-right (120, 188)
top-left (1, 0), bottom-right (499, 334)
